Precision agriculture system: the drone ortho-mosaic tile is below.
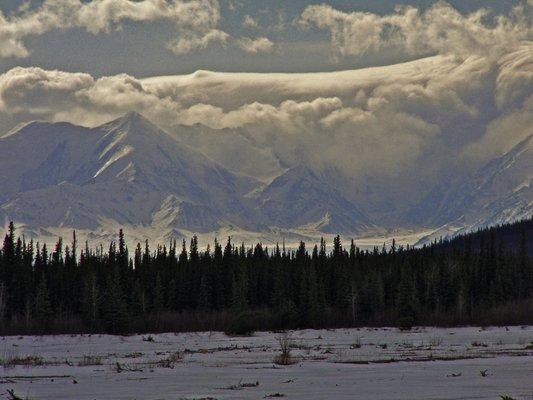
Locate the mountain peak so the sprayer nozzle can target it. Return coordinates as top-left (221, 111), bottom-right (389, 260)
top-left (98, 111), bottom-right (164, 141)
top-left (122, 111), bottom-right (145, 121)
top-left (115, 111), bottom-right (152, 127)
top-left (98, 111), bottom-right (153, 129)
top-left (287, 164), bottom-right (317, 177)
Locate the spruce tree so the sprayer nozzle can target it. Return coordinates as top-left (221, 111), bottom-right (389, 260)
top-left (102, 268), bottom-right (128, 334)
top-left (35, 275), bottom-right (53, 325)
top-left (397, 266), bottom-right (417, 329)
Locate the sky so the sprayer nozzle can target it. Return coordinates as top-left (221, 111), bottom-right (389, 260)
top-left (0, 0), bottom-right (531, 208)
top-left (0, 0), bottom-right (525, 76)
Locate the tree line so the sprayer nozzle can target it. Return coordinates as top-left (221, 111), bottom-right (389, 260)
top-left (0, 218), bottom-right (531, 335)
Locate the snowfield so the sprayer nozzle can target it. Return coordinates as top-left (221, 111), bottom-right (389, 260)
top-left (1, 326), bottom-right (532, 400)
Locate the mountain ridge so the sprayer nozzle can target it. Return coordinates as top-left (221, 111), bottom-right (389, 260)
top-left (1, 112), bottom-right (530, 245)
top-left (0, 113), bottom-right (374, 241)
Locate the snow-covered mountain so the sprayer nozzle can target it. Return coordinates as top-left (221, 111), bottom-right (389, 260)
top-left (254, 165), bottom-right (373, 234)
top-left (0, 113), bottom-right (260, 235)
top-left (415, 135), bottom-right (532, 245)
top-left (171, 123), bottom-right (283, 182)
top-left (0, 112), bottom-right (530, 245)
top-left (0, 113), bottom-right (373, 242)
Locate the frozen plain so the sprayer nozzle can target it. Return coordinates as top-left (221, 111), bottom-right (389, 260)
top-left (1, 326), bottom-right (532, 400)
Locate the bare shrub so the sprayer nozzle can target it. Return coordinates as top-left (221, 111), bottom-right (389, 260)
top-left (156, 351), bottom-right (183, 368)
top-left (1, 348), bottom-right (18, 368)
top-left (18, 355), bottom-right (44, 366)
top-left (447, 372), bottom-right (462, 377)
top-left (351, 335), bottom-right (362, 349)
top-left (6, 389), bottom-right (34, 400)
top-left (274, 333), bottom-right (297, 365)
top-left (78, 354), bottom-right (102, 366)
top-left (2, 351), bottom-right (44, 368)
top-left (429, 335), bottom-right (443, 347)
top-left (124, 352), bottom-right (143, 358)
top-left (224, 379), bottom-right (260, 390)
top-left (289, 340), bottom-right (312, 350)
top-left (115, 361), bottom-right (143, 373)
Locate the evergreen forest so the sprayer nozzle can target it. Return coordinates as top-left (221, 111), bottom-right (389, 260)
top-left (0, 218), bottom-right (531, 335)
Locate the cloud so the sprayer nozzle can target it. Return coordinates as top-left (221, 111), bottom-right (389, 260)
top-left (465, 43), bottom-right (533, 160)
top-left (0, 67), bottom-right (94, 114)
top-left (0, 0), bottom-right (271, 57)
top-left (167, 29), bottom-right (230, 54)
top-left (227, 0), bottom-right (243, 12)
top-left (299, 1), bottom-right (532, 60)
top-left (236, 37), bottom-right (274, 53)
top-left (1, 41), bottom-right (531, 199)
top-left (242, 15), bottom-right (259, 29)
top-left (495, 43), bottom-right (533, 110)
top-left (179, 97), bottom-right (342, 132)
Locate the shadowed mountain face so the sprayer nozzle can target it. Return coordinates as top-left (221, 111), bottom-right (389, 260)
top-left (0, 113), bottom-right (374, 238)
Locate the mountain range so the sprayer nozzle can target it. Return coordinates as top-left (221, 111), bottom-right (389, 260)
top-left (0, 112), bottom-right (531, 246)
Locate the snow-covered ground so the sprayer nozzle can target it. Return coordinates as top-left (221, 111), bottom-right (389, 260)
top-left (1, 326), bottom-right (532, 400)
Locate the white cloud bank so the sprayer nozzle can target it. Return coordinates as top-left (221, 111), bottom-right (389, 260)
top-left (0, 0), bottom-right (273, 57)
